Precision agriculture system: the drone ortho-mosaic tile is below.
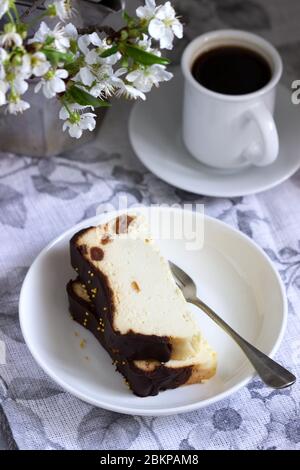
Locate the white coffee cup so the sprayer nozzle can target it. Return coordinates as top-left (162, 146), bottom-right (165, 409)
top-left (181, 30), bottom-right (283, 170)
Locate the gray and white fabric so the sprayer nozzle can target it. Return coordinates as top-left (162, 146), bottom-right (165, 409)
top-left (0, 0), bottom-right (300, 450)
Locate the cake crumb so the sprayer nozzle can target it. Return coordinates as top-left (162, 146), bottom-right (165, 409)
top-left (131, 281), bottom-right (141, 293)
top-left (74, 331), bottom-right (79, 337)
top-left (80, 339), bottom-right (86, 349)
top-left (84, 356), bottom-right (89, 361)
top-left (101, 235), bottom-right (112, 245)
top-left (123, 379), bottom-right (130, 389)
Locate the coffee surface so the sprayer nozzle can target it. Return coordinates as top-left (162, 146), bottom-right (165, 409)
top-left (192, 45), bottom-right (272, 95)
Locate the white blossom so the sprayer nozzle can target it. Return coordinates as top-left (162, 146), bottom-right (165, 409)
top-left (34, 68), bottom-right (68, 98)
top-left (126, 64), bottom-right (172, 93)
top-left (13, 75), bottom-right (29, 95)
top-left (75, 65), bottom-right (126, 97)
top-left (86, 32), bottom-right (102, 47)
top-left (59, 104), bottom-right (97, 138)
top-left (17, 54), bottom-right (32, 78)
top-left (78, 33), bottom-right (121, 65)
top-left (31, 52), bottom-right (51, 77)
top-left (64, 22), bottom-right (78, 40)
top-left (0, 30), bottom-right (22, 48)
top-left (77, 34), bottom-right (90, 55)
top-left (136, 0), bottom-right (157, 21)
top-left (75, 51), bottom-right (123, 95)
top-left (137, 33), bottom-right (154, 52)
top-left (0, 80), bottom-right (8, 105)
top-left (85, 48), bottom-right (121, 67)
top-left (76, 66), bottom-right (94, 87)
top-left (28, 22), bottom-right (70, 52)
top-left (136, 33), bottom-right (162, 58)
top-left (14, 52), bottom-right (50, 82)
top-left (17, 52), bottom-right (50, 79)
top-left (115, 80), bottom-right (146, 100)
top-left (46, 0), bottom-right (73, 22)
top-left (0, 0), bottom-right (9, 20)
top-left (89, 66), bottom-right (127, 97)
top-left (74, 65), bottom-right (98, 91)
top-left (0, 48), bottom-right (8, 79)
top-left (77, 32), bottom-right (103, 54)
top-left (148, 1), bottom-right (183, 49)
top-left (8, 97), bottom-right (30, 114)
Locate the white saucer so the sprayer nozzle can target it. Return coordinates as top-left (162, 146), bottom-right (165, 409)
top-left (129, 73), bottom-right (300, 197)
top-left (19, 207), bottom-right (287, 416)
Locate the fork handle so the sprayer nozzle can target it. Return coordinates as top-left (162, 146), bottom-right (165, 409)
top-left (192, 297), bottom-right (296, 389)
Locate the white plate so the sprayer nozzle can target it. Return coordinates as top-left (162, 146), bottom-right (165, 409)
top-left (129, 72), bottom-right (300, 197)
top-left (19, 207), bottom-right (287, 416)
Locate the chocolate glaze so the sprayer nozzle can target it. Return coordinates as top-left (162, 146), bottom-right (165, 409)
top-left (67, 280), bottom-right (192, 397)
top-left (70, 228), bottom-right (172, 362)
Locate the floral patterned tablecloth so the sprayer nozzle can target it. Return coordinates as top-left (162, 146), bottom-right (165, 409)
top-left (0, 0), bottom-right (300, 450)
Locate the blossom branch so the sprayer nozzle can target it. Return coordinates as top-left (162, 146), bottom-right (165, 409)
top-left (0, 0), bottom-right (183, 138)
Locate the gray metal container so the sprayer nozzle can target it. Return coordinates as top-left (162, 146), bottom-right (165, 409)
top-left (0, 84), bottom-right (107, 156)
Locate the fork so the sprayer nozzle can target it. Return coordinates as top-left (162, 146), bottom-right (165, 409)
top-left (169, 261), bottom-right (296, 389)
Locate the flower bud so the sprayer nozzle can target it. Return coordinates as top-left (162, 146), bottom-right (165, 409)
top-left (47, 5), bottom-right (57, 17)
top-left (129, 29), bottom-right (139, 38)
top-left (11, 54), bottom-right (23, 66)
top-left (120, 30), bottom-right (128, 41)
top-left (4, 23), bottom-right (16, 34)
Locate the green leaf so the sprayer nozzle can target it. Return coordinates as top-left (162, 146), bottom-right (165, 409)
top-left (100, 45), bottom-right (119, 58)
top-left (125, 45), bottom-right (170, 66)
top-left (67, 85), bottom-right (111, 108)
top-left (42, 48), bottom-right (74, 65)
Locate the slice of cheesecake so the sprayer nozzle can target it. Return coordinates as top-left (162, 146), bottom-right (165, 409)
top-left (67, 279), bottom-right (217, 397)
top-left (70, 214), bottom-right (202, 362)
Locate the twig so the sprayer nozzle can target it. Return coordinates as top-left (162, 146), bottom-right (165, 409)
top-left (20, 0), bottom-right (45, 20)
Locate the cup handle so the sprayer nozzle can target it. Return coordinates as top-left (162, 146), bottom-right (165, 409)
top-left (241, 103), bottom-right (279, 166)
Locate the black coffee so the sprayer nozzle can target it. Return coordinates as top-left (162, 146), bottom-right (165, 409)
top-left (192, 45), bottom-right (272, 95)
